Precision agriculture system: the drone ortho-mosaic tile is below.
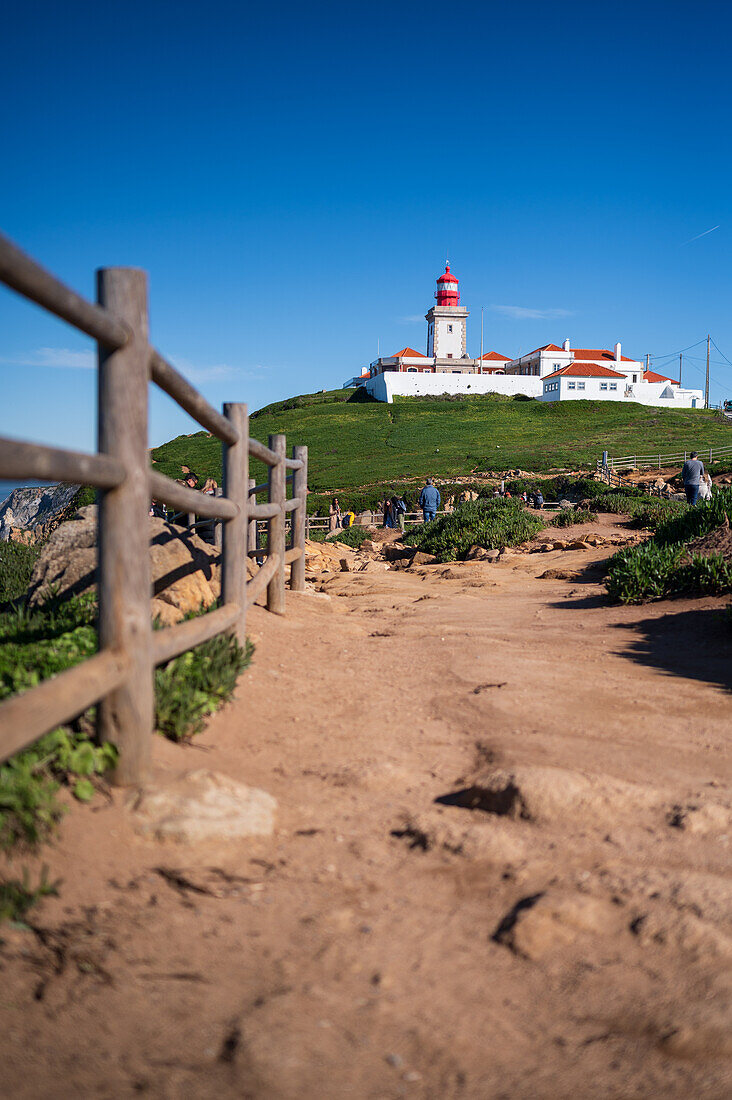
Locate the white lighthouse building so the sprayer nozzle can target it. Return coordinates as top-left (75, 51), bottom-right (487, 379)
top-left (426, 263), bottom-right (469, 360)
top-left (350, 263), bottom-right (704, 409)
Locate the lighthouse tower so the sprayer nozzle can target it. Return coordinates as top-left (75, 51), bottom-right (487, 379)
top-left (426, 262), bottom-right (469, 360)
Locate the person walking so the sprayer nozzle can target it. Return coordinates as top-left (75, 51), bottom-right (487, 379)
top-left (329, 497), bottom-right (341, 533)
top-left (681, 452), bottom-right (705, 505)
top-left (393, 494), bottom-right (407, 532)
top-left (419, 478), bottom-right (441, 523)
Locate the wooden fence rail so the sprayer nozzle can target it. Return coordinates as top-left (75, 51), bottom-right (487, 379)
top-left (0, 231), bottom-right (308, 784)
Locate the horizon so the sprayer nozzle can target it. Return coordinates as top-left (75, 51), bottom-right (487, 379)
top-left (2, 0), bottom-right (731, 454)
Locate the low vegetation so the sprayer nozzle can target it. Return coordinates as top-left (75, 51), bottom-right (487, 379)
top-left (551, 508), bottom-right (598, 527)
top-left (404, 498), bottom-right (545, 562)
top-left (0, 594), bottom-right (252, 853)
top-left (0, 542), bottom-right (41, 603)
top-left (606, 488), bottom-right (732, 603)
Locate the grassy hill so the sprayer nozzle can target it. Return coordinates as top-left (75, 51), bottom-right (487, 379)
top-left (151, 389), bottom-right (730, 493)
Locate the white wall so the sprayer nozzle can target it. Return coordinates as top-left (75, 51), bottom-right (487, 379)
top-left (538, 377), bottom-right (705, 408)
top-left (362, 372), bottom-right (542, 404)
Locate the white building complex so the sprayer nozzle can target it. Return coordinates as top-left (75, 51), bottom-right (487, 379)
top-left (347, 265), bottom-right (704, 408)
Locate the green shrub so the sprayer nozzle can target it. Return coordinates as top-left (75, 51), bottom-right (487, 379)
top-left (403, 498), bottom-right (545, 562)
top-left (0, 542), bottom-right (40, 604)
top-left (0, 594), bottom-right (253, 847)
top-left (627, 500), bottom-right (688, 531)
top-left (329, 526), bottom-right (370, 549)
top-left (155, 632), bottom-right (253, 742)
top-left (605, 488), bottom-right (732, 603)
top-left (551, 508), bottom-right (598, 527)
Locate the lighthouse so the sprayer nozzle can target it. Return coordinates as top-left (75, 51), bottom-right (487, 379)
top-left (426, 262), bottom-right (469, 360)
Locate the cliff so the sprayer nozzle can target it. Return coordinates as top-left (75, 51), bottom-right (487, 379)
top-left (0, 484), bottom-right (81, 543)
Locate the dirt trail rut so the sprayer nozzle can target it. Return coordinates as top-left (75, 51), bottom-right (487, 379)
top-left (0, 541), bottom-right (730, 1098)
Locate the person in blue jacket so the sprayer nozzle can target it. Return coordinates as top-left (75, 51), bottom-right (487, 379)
top-left (419, 478), bottom-right (441, 523)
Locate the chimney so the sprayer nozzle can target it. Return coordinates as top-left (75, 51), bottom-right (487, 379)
top-left (614, 342), bottom-right (621, 362)
top-left (563, 338), bottom-right (570, 352)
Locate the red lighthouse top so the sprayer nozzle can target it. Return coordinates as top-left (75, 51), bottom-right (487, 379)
top-left (435, 262), bottom-right (459, 306)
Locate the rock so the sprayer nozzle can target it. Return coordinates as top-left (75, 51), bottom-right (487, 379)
top-left (130, 769), bottom-right (276, 842)
top-left (485, 549), bottom-right (501, 563)
top-left (0, 482), bottom-right (81, 543)
top-left (465, 545), bottom-right (484, 560)
top-left (339, 558), bottom-right (351, 572)
top-left (559, 499), bottom-right (573, 510)
top-left (357, 559), bottom-right (390, 573)
top-left (361, 539), bottom-right (379, 553)
top-left (27, 511), bottom-right (223, 625)
top-left (409, 551), bottom-right (438, 566)
top-left (494, 891), bottom-right (626, 960)
top-left (567, 539), bottom-right (590, 550)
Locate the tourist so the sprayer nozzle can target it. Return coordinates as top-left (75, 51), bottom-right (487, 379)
top-left (202, 477), bottom-right (218, 495)
top-left (342, 509), bottom-right (356, 529)
top-left (329, 497), bottom-right (342, 533)
top-left (184, 472), bottom-right (199, 491)
top-left (521, 491), bottom-right (528, 504)
top-left (681, 451), bottom-right (705, 505)
top-left (149, 499), bottom-right (166, 519)
top-left (419, 478), bottom-right (441, 523)
top-left (384, 498), bottom-right (396, 528)
top-left (533, 489), bottom-right (544, 509)
top-left (394, 494), bottom-right (407, 532)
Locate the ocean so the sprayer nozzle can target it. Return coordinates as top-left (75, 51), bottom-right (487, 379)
top-left (0, 480), bottom-right (48, 508)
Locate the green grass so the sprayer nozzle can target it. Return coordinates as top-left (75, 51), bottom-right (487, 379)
top-left (151, 391), bottom-right (732, 493)
top-left (551, 508), bottom-right (598, 527)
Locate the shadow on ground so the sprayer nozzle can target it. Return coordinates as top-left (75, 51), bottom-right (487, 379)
top-left (612, 605), bottom-right (732, 693)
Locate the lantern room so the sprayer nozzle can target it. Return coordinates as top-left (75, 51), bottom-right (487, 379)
top-left (435, 262), bottom-right (459, 307)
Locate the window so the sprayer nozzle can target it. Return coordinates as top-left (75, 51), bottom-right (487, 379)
top-left (567, 381), bottom-right (576, 390)
top-left (407, 367), bottom-right (418, 373)
top-left (447, 324), bottom-right (453, 333)
top-left (610, 383), bottom-right (617, 391)
top-left (632, 374), bottom-right (637, 382)
top-left (447, 353), bottom-right (453, 359)
top-left (600, 382), bottom-right (608, 390)
top-left (452, 370), bottom-right (461, 374)
top-left (553, 363), bottom-right (561, 370)
top-left (577, 382), bottom-right (585, 391)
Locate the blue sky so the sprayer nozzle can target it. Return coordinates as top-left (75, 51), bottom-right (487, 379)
top-left (2, 0), bottom-right (731, 456)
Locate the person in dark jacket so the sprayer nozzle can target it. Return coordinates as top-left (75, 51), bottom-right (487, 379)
top-left (419, 479), bottom-right (441, 523)
top-left (681, 452), bottom-right (705, 505)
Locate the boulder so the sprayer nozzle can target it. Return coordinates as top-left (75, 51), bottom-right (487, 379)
top-left (339, 558), bottom-right (351, 572)
top-left (409, 551), bottom-right (438, 566)
top-left (27, 507), bottom-right (227, 625)
top-left (131, 769), bottom-right (276, 842)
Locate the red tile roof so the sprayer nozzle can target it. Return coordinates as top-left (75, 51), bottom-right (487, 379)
top-left (523, 343), bottom-right (564, 357)
top-left (643, 370), bottom-right (679, 384)
top-left (571, 348), bottom-right (637, 363)
top-left (544, 362), bottom-right (627, 380)
top-left (393, 347), bottom-right (428, 358)
top-left (480, 351), bottom-right (511, 361)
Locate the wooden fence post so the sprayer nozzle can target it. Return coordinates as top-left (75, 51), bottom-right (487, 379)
top-left (222, 403), bottom-right (248, 646)
top-left (267, 433), bottom-right (286, 614)
top-left (96, 267), bottom-right (153, 786)
top-left (291, 444), bottom-right (307, 592)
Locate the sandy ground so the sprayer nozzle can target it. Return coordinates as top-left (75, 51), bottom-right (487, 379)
top-left (1, 519), bottom-right (731, 1099)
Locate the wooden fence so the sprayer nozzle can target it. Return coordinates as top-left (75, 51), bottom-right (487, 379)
top-left (0, 232), bottom-right (307, 784)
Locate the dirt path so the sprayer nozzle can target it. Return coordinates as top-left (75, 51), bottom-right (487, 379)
top-left (1, 538), bottom-right (730, 1098)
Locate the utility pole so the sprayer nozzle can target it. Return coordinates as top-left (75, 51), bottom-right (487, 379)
top-left (645, 353), bottom-right (650, 372)
top-left (480, 306), bottom-right (484, 374)
top-left (679, 352), bottom-right (682, 387)
top-left (705, 334), bottom-right (711, 408)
